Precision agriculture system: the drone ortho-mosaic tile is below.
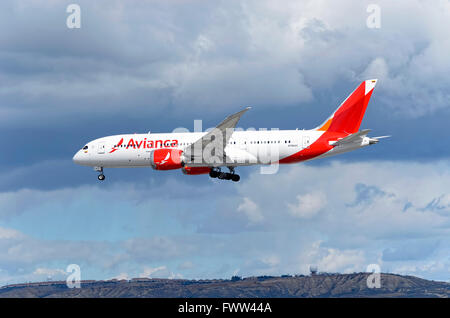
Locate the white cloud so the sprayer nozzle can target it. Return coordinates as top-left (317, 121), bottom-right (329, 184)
top-left (317, 247), bottom-right (366, 274)
top-left (233, 160), bottom-right (450, 278)
top-left (287, 192), bottom-right (327, 218)
top-left (140, 266), bottom-right (169, 278)
top-left (261, 255), bottom-right (280, 267)
top-left (139, 266), bottom-right (182, 279)
top-left (0, 160), bottom-right (450, 283)
top-left (0, 227), bottom-right (23, 239)
top-left (112, 272), bottom-right (129, 281)
top-left (32, 267), bottom-right (66, 279)
top-left (362, 57), bottom-right (389, 82)
top-left (237, 197), bottom-right (264, 223)
top-left (239, 160), bottom-right (450, 232)
top-left (293, 240), bottom-right (371, 275)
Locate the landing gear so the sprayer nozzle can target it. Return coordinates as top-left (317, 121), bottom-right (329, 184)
top-left (231, 174), bottom-right (240, 182)
top-left (209, 167), bottom-right (240, 182)
top-left (218, 172), bottom-right (230, 180)
top-left (209, 169), bottom-right (219, 178)
top-left (94, 167), bottom-right (105, 181)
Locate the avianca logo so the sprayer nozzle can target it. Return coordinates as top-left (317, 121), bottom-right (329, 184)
top-left (160, 152), bottom-right (170, 165)
top-left (109, 138), bottom-right (179, 153)
top-left (109, 138), bottom-right (124, 153)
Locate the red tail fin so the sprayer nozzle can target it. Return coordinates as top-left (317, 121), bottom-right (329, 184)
top-left (316, 79), bottom-right (377, 134)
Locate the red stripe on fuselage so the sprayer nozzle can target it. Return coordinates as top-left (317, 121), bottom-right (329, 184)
top-left (278, 131), bottom-right (347, 164)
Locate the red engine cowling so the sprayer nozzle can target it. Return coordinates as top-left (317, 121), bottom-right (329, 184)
top-left (150, 149), bottom-right (183, 170)
top-left (182, 166), bottom-right (211, 175)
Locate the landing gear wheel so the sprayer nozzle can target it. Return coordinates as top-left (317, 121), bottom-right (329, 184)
top-left (218, 172), bottom-right (228, 180)
top-left (94, 167), bottom-right (105, 181)
top-left (231, 174), bottom-right (240, 182)
top-left (212, 167), bottom-right (241, 182)
top-left (209, 170), bottom-right (219, 178)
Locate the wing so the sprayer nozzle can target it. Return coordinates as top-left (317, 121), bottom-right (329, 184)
top-left (330, 129), bottom-right (371, 147)
top-left (183, 107), bottom-right (251, 166)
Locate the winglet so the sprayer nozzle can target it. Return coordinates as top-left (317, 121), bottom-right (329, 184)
top-left (218, 107), bottom-right (251, 129)
top-left (331, 129), bottom-right (372, 147)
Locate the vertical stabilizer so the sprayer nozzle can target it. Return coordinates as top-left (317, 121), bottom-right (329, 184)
top-left (315, 79), bottom-right (377, 134)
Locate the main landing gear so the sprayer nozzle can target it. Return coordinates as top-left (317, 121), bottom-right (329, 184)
top-left (209, 167), bottom-right (240, 182)
top-left (95, 167), bottom-right (105, 181)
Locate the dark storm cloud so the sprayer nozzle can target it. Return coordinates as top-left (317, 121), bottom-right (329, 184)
top-left (0, 1), bottom-right (448, 183)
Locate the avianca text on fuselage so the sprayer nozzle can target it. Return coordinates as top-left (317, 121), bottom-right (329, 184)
top-left (73, 79), bottom-right (388, 182)
top-left (109, 137), bottom-right (179, 153)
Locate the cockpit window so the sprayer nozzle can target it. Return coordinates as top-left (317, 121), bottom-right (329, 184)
top-left (83, 145), bottom-right (88, 150)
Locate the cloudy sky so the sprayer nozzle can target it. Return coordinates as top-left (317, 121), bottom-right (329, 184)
top-left (1, 0), bottom-right (449, 285)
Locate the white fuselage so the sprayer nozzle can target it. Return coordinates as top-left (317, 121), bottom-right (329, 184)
top-left (72, 79), bottom-right (381, 180)
top-left (73, 129), bottom-right (368, 168)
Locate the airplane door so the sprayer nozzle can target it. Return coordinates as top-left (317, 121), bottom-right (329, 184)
top-left (239, 138), bottom-right (246, 150)
top-left (302, 136), bottom-right (310, 149)
top-left (97, 142), bottom-right (105, 154)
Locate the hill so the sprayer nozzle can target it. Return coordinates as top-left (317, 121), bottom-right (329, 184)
top-left (0, 273), bottom-right (449, 298)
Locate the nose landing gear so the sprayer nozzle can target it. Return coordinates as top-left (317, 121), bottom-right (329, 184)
top-left (94, 167), bottom-right (105, 181)
top-left (209, 167), bottom-right (240, 182)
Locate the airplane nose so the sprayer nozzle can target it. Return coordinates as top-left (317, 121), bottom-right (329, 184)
top-left (73, 151), bottom-right (81, 164)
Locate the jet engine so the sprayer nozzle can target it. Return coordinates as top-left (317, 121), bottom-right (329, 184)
top-left (150, 149), bottom-right (184, 170)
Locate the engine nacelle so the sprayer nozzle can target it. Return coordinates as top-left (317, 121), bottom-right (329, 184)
top-left (182, 166), bottom-right (211, 175)
top-left (150, 149), bottom-right (184, 170)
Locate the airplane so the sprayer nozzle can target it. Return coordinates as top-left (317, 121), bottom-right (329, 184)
top-left (73, 79), bottom-right (388, 182)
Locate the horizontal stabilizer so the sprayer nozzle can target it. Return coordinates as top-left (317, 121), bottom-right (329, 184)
top-left (368, 135), bottom-right (391, 144)
top-left (372, 135), bottom-right (391, 139)
top-left (331, 129), bottom-right (371, 147)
